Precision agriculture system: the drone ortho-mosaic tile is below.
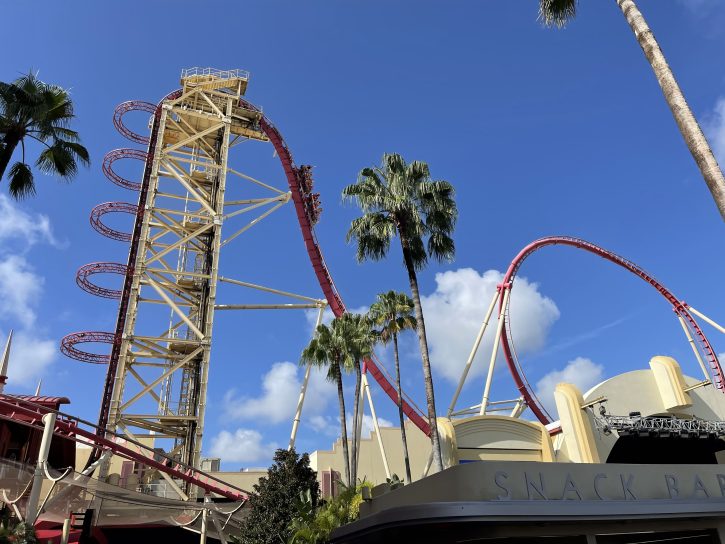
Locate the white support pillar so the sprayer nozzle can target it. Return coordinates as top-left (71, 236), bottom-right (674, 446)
top-left (26, 412), bottom-right (57, 525)
top-left (0, 329), bottom-right (12, 394)
top-left (509, 398), bottom-right (526, 418)
top-left (200, 496), bottom-right (209, 544)
top-left (688, 306), bottom-right (725, 334)
top-left (479, 288), bottom-right (510, 415)
top-left (421, 450), bottom-right (433, 479)
top-left (448, 291), bottom-right (499, 417)
top-left (208, 495), bottom-right (229, 544)
top-left (289, 304), bottom-right (326, 450)
top-left (363, 373), bottom-right (390, 479)
top-left (677, 314), bottom-right (710, 380)
top-left (60, 518), bottom-right (71, 544)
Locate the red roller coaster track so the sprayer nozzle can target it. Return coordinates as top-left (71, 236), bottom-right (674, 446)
top-left (90, 202), bottom-right (137, 242)
top-left (0, 395), bottom-right (246, 500)
top-left (101, 148), bottom-right (147, 191)
top-left (112, 100), bottom-right (156, 145)
top-left (76, 262), bottom-right (127, 299)
top-left (499, 236), bottom-right (724, 426)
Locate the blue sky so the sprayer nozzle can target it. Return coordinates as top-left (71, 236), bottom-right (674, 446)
top-left (2, 0), bottom-right (725, 469)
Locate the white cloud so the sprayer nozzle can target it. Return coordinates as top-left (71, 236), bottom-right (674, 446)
top-left (353, 414), bottom-right (394, 439)
top-left (312, 413), bottom-right (394, 439)
top-left (309, 414), bottom-right (338, 436)
top-left (704, 97), bottom-right (725, 165)
top-left (0, 195), bottom-right (61, 248)
top-left (0, 198), bottom-right (60, 390)
top-left (0, 255), bottom-right (43, 327)
top-left (420, 268), bottom-right (560, 383)
top-left (207, 428), bottom-right (278, 464)
top-left (0, 330), bottom-right (55, 387)
top-left (535, 357), bottom-right (604, 416)
top-left (223, 361), bottom-right (335, 424)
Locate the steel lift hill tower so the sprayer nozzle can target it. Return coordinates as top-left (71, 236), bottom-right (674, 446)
top-left (104, 69), bottom-right (267, 475)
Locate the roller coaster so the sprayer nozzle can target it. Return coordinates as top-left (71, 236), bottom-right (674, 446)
top-left (0, 68), bottom-right (723, 538)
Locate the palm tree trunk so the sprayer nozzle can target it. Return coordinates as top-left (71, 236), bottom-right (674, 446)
top-left (0, 134), bottom-right (20, 181)
top-left (392, 332), bottom-right (413, 484)
top-left (335, 369), bottom-right (351, 486)
top-left (400, 242), bottom-right (443, 473)
top-left (616, 0), bottom-right (725, 222)
top-left (351, 360), bottom-right (362, 485)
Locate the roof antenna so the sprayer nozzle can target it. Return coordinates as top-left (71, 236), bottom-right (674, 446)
top-left (35, 378), bottom-right (42, 397)
top-left (0, 330), bottom-right (13, 395)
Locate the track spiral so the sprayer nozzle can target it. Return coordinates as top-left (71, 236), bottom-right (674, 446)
top-left (112, 100), bottom-right (156, 144)
top-left (102, 148), bottom-right (147, 191)
top-left (90, 202), bottom-right (138, 242)
top-left (60, 331), bottom-right (115, 364)
top-left (76, 262), bottom-right (127, 299)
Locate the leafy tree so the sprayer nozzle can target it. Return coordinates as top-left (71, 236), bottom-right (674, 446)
top-left (301, 317), bottom-right (360, 486)
top-left (234, 448), bottom-right (319, 544)
top-left (289, 480), bottom-right (373, 544)
top-left (0, 72), bottom-right (89, 198)
top-left (0, 520), bottom-right (36, 544)
top-left (368, 291), bottom-right (416, 483)
top-left (538, 0), bottom-right (725, 221)
top-left (343, 153), bottom-right (457, 473)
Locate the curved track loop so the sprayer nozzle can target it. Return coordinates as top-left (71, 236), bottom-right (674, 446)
top-left (113, 101), bottom-right (156, 144)
top-left (60, 331), bottom-right (115, 365)
top-left (76, 262), bottom-right (127, 299)
top-left (90, 202), bottom-right (138, 242)
top-left (0, 396), bottom-right (246, 500)
top-left (102, 148), bottom-right (147, 191)
top-left (500, 236), bottom-right (724, 425)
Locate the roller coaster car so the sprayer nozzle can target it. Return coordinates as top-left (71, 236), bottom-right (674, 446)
top-left (296, 166), bottom-right (322, 225)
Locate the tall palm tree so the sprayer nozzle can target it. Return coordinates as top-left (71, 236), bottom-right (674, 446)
top-left (368, 291), bottom-right (417, 484)
top-left (336, 313), bottom-right (374, 485)
top-left (300, 315), bottom-right (372, 486)
top-left (343, 153), bottom-right (457, 473)
top-left (0, 72), bottom-right (89, 198)
top-left (539, 0), bottom-right (725, 222)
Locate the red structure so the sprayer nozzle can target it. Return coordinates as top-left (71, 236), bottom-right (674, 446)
top-left (0, 395), bottom-right (75, 468)
top-left (498, 236), bottom-right (725, 425)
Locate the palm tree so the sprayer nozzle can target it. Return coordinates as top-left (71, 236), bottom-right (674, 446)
top-left (300, 315), bottom-right (371, 486)
top-left (368, 291), bottom-right (417, 484)
top-left (336, 313), bottom-right (374, 485)
top-left (343, 153), bottom-right (457, 473)
top-left (0, 72), bottom-right (89, 198)
top-left (538, 0), bottom-right (725, 222)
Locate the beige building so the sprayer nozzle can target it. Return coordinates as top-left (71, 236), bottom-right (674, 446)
top-left (330, 355), bottom-right (725, 543)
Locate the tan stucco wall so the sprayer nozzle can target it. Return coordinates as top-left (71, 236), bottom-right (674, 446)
top-left (310, 421), bottom-right (432, 484)
top-left (557, 357), bottom-right (725, 463)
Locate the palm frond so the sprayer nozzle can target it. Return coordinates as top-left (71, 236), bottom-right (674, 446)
top-left (368, 291), bottom-right (416, 344)
top-left (36, 140), bottom-right (77, 177)
top-left (427, 231), bottom-right (456, 263)
top-left (346, 213), bottom-right (395, 262)
top-left (8, 162), bottom-right (35, 198)
top-left (538, 0), bottom-right (577, 28)
top-left (345, 152), bottom-right (457, 270)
